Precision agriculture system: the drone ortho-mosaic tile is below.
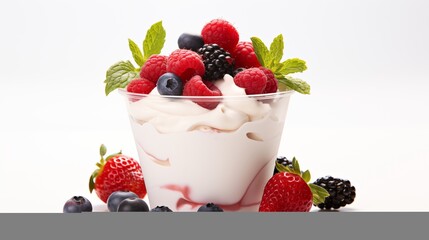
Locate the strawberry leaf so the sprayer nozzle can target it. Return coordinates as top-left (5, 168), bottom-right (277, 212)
top-left (302, 170), bottom-right (311, 183)
top-left (291, 157), bottom-right (301, 174)
top-left (309, 183), bottom-right (330, 205)
top-left (269, 34), bottom-right (284, 65)
top-left (128, 38), bottom-right (144, 67)
top-left (275, 162), bottom-right (289, 173)
top-left (89, 169), bottom-right (99, 193)
top-left (100, 144), bottom-right (107, 158)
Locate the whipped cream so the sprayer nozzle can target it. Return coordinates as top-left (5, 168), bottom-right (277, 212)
top-left (127, 75), bottom-right (272, 133)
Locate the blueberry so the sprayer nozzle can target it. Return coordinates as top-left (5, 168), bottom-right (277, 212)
top-left (107, 191), bottom-right (138, 212)
top-left (150, 206), bottom-right (173, 212)
top-left (232, 67), bottom-right (246, 77)
top-left (157, 73), bottom-right (183, 96)
top-left (197, 203), bottom-right (224, 212)
top-left (178, 33), bottom-right (204, 52)
top-left (117, 198), bottom-right (149, 212)
top-left (63, 196), bottom-right (92, 213)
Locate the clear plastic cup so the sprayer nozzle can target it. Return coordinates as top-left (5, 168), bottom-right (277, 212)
top-left (119, 89), bottom-right (293, 211)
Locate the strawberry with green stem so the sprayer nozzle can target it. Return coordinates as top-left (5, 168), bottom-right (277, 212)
top-left (89, 144), bottom-right (146, 203)
top-left (259, 157), bottom-right (329, 212)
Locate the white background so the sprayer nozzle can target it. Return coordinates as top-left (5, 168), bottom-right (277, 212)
top-left (0, 0), bottom-right (428, 212)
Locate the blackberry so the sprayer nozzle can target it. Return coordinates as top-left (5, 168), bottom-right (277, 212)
top-left (273, 156), bottom-right (293, 175)
top-left (313, 176), bottom-right (356, 210)
top-left (198, 44), bottom-right (234, 81)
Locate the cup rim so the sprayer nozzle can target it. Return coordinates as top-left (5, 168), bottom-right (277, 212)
top-left (118, 88), bottom-right (294, 101)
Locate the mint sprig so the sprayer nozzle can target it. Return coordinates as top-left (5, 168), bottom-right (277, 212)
top-left (128, 39), bottom-right (144, 67)
top-left (104, 21), bottom-right (166, 96)
top-left (104, 61), bottom-right (140, 95)
top-left (143, 21), bottom-right (166, 61)
top-left (251, 35), bottom-right (310, 94)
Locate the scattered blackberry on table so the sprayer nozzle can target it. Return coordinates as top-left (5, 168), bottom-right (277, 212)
top-left (273, 156), bottom-right (294, 175)
top-left (198, 44), bottom-right (234, 81)
top-left (151, 206), bottom-right (173, 212)
top-left (197, 203), bottom-right (224, 212)
top-left (312, 176), bottom-right (356, 210)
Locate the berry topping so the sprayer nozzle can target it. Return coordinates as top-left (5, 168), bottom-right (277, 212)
top-left (178, 33), bottom-right (205, 52)
top-left (259, 158), bottom-right (329, 212)
top-left (117, 197), bottom-right (149, 212)
top-left (157, 73), bottom-right (184, 96)
top-left (107, 191), bottom-right (139, 212)
top-left (233, 68), bottom-right (267, 95)
top-left (258, 67), bottom-right (278, 93)
top-left (139, 55), bottom-right (167, 83)
top-left (313, 176), bottom-right (356, 210)
top-left (63, 196), bottom-right (93, 213)
top-left (183, 75), bottom-right (222, 110)
top-left (201, 19), bottom-right (239, 53)
top-left (150, 206), bottom-right (173, 212)
top-left (231, 42), bottom-right (261, 68)
top-left (126, 78), bottom-right (156, 94)
top-left (167, 49), bottom-right (205, 83)
top-left (198, 44), bottom-right (234, 81)
top-left (89, 145), bottom-right (147, 203)
top-left (197, 203), bottom-right (224, 212)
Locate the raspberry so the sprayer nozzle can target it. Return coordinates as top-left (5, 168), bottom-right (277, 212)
top-left (126, 78), bottom-right (156, 94)
top-left (258, 67), bottom-right (278, 93)
top-left (233, 68), bottom-right (267, 95)
top-left (183, 75), bottom-right (222, 109)
top-left (201, 19), bottom-right (239, 53)
top-left (231, 42), bottom-right (261, 68)
top-left (167, 49), bottom-right (205, 83)
top-left (139, 55), bottom-right (167, 83)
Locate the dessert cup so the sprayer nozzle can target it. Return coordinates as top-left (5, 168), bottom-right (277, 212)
top-left (119, 88), bottom-right (293, 211)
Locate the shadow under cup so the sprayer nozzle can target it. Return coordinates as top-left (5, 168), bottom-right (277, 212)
top-left (119, 89), bottom-right (293, 212)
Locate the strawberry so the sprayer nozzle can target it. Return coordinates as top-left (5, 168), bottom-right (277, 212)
top-left (259, 158), bottom-right (329, 212)
top-left (89, 145), bottom-right (147, 203)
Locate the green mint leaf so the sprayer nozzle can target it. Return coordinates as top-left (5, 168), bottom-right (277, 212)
top-left (278, 58), bottom-right (307, 75)
top-left (309, 183), bottom-right (330, 205)
top-left (251, 37), bottom-right (271, 67)
top-left (143, 21), bottom-right (166, 61)
top-left (302, 170), bottom-right (311, 183)
top-left (104, 61), bottom-right (139, 96)
top-left (278, 75), bottom-right (311, 94)
top-left (269, 34), bottom-right (284, 65)
top-left (128, 39), bottom-right (144, 67)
